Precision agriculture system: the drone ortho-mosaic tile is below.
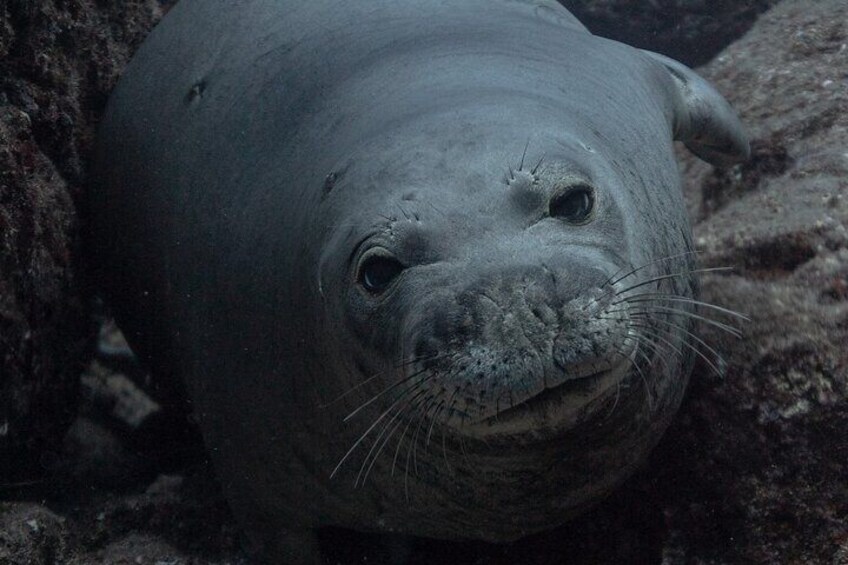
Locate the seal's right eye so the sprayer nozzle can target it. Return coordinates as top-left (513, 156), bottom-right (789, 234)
top-left (550, 184), bottom-right (596, 224)
top-left (358, 253), bottom-right (404, 294)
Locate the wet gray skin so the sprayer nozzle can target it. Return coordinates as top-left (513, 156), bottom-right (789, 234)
top-left (90, 0), bottom-right (749, 562)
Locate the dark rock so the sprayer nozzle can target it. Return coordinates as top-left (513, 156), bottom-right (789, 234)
top-left (60, 417), bottom-right (146, 489)
top-left (65, 470), bottom-right (244, 564)
top-left (0, 503), bottom-right (71, 564)
top-left (0, 1), bottom-right (163, 479)
top-left (559, 0), bottom-right (781, 67)
top-left (662, 0), bottom-right (848, 561)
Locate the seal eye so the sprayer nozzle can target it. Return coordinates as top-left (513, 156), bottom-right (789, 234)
top-left (550, 185), bottom-right (596, 224)
top-left (359, 253), bottom-right (404, 294)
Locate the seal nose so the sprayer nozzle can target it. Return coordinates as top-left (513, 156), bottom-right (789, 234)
top-left (409, 255), bottom-right (630, 429)
top-left (458, 258), bottom-right (608, 308)
top-left (436, 258), bottom-right (611, 351)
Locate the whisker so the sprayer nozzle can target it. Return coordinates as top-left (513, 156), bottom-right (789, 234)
top-left (633, 349), bottom-right (653, 371)
top-left (319, 370), bottom-right (387, 409)
top-left (610, 327), bottom-right (657, 406)
top-left (359, 412), bottom-right (406, 488)
top-left (605, 250), bottom-right (704, 287)
top-left (391, 417), bottom-right (415, 478)
top-left (392, 380), bottom-right (440, 480)
top-left (531, 154), bottom-right (545, 175)
top-left (588, 266), bottom-right (733, 313)
top-left (402, 396), bottom-right (433, 503)
top-left (605, 347), bottom-right (630, 418)
top-left (629, 323), bottom-right (685, 361)
top-left (519, 139), bottom-right (530, 171)
top-left (613, 266), bottom-right (734, 296)
top-left (628, 347), bottom-right (654, 411)
top-left (459, 435), bottom-right (472, 468)
top-left (605, 323), bottom-right (672, 380)
top-left (615, 293), bottom-right (749, 321)
top-left (343, 365), bottom-right (430, 422)
top-left (412, 394), bottom-right (441, 477)
top-left (625, 324), bottom-right (683, 375)
top-left (318, 353), bottom-right (438, 409)
top-left (439, 389), bottom-right (463, 473)
top-left (357, 386), bottom-right (430, 487)
top-left (403, 418), bottom-right (419, 502)
top-left (405, 391), bottom-right (442, 499)
top-left (362, 416), bottom-right (409, 487)
top-left (623, 304), bottom-right (743, 338)
top-left (441, 428), bottom-right (452, 475)
top-left (426, 201), bottom-right (446, 216)
top-left (426, 401), bottom-right (446, 450)
top-left (396, 352), bottom-right (444, 369)
top-left (405, 433), bottom-right (413, 502)
top-left (632, 313), bottom-right (726, 365)
top-left (330, 376), bottom-right (431, 480)
top-left (631, 314), bottom-right (726, 378)
top-left (414, 395), bottom-right (444, 474)
top-left (440, 387), bottom-right (462, 429)
top-left (629, 326), bottom-right (675, 378)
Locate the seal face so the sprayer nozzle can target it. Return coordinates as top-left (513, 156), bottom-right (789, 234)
top-left (339, 155), bottom-right (637, 444)
top-left (90, 0), bottom-right (748, 561)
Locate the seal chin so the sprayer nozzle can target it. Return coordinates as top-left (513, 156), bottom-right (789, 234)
top-left (458, 340), bottom-right (636, 440)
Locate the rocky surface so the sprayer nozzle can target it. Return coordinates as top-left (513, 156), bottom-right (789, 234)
top-left (560, 0), bottom-right (780, 67)
top-left (2, 0), bottom-right (846, 563)
top-left (660, 1), bottom-right (848, 561)
top-left (0, 1), bottom-right (165, 480)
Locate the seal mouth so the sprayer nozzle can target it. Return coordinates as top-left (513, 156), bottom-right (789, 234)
top-left (494, 363), bottom-right (616, 420)
top-left (459, 349), bottom-right (635, 439)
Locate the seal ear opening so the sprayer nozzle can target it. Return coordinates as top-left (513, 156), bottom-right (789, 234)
top-left (642, 50), bottom-right (750, 167)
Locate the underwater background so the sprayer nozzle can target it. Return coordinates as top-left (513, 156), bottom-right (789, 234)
top-left (0, 0), bottom-right (845, 562)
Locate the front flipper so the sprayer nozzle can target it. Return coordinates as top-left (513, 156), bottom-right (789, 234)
top-left (643, 49), bottom-right (750, 167)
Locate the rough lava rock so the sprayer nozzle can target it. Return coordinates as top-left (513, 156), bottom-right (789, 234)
top-left (0, 0), bottom-right (163, 478)
top-left (559, 0), bottom-right (780, 67)
top-left (658, 0), bottom-right (848, 561)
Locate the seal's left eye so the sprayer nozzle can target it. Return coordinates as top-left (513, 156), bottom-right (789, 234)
top-left (550, 185), bottom-right (596, 224)
top-left (359, 254), bottom-right (404, 294)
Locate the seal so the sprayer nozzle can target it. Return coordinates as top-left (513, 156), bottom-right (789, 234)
top-left (90, 0), bottom-right (749, 562)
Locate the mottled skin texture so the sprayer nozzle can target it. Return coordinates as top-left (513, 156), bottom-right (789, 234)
top-left (90, 0), bottom-right (748, 562)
